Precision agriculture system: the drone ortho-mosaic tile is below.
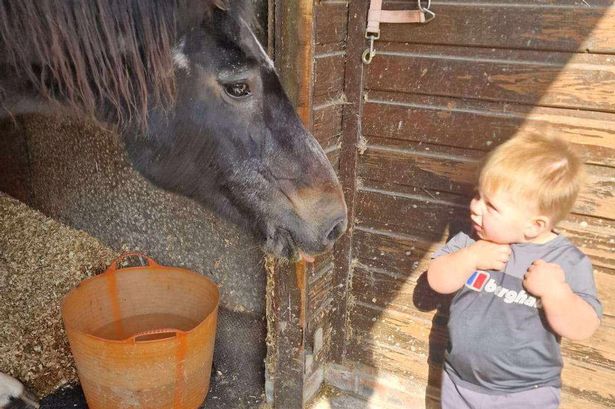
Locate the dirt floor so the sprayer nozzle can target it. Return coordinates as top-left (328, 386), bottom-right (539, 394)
top-left (0, 193), bottom-right (117, 395)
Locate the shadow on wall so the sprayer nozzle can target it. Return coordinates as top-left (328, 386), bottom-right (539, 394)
top-left (412, 273), bottom-right (453, 409)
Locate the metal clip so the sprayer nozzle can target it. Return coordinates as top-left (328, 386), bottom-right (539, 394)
top-left (418, 0), bottom-right (436, 23)
top-left (362, 32), bottom-right (379, 65)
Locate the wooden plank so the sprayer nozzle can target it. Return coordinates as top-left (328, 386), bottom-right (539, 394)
top-left (351, 265), bottom-right (451, 321)
top-left (593, 265), bottom-right (615, 316)
top-left (354, 187), bottom-right (615, 271)
top-left (560, 392), bottom-right (614, 409)
top-left (355, 188), bottom-right (472, 241)
top-left (345, 304), bottom-right (436, 379)
top-left (347, 301), bottom-right (615, 408)
top-left (306, 261), bottom-right (336, 377)
top-left (332, 2), bottom-right (615, 408)
top-left (315, 1), bottom-right (348, 46)
top-left (362, 92), bottom-right (615, 167)
top-left (308, 301), bottom-right (336, 366)
top-left (327, 360), bottom-right (615, 409)
top-left (379, 1), bottom-right (615, 53)
top-left (365, 44), bottom-right (615, 112)
top-left (306, 267), bottom-right (336, 397)
top-left (271, 1), bottom-right (314, 406)
top-left (313, 101), bottom-right (343, 150)
top-left (575, 165), bottom-right (615, 221)
top-left (308, 263), bottom-right (335, 319)
top-left (274, 1), bottom-right (314, 127)
top-left (330, 0), bottom-right (371, 366)
top-left (358, 144), bottom-right (478, 197)
top-left (351, 227), bottom-right (439, 283)
top-left (266, 259), bottom-right (305, 409)
top-left (562, 318), bottom-right (615, 370)
top-left (314, 53), bottom-right (346, 102)
top-left (325, 362), bottom-right (440, 409)
top-left (352, 255), bottom-right (613, 318)
top-left (560, 358), bottom-right (615, 408)
top-left (310, 251), bottom-right (335, 279)
top-left (325, 147), bottom-right (340, 173)
top-left (351, 224), bottom-right (614, 315)
top-left (559, 214), bottom-right (615, 270)
top-left (357, 145), bottom-right (615, 220)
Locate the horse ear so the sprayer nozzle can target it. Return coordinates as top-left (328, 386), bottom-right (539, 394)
top-left (176, 0), bottom-right (229, 37)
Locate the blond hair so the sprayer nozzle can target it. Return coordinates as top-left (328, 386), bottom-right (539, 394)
top-left (479, 135), bottom-right (584, 224)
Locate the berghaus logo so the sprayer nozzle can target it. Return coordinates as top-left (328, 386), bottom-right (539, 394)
top-left (465, 271), bottom-right (490, 291)
top-left (464, 271), bottom-right (542, 309)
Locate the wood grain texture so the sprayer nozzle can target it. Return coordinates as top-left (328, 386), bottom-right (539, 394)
top-left (330, 0), bottom-right (371, 367)
top-left (314, 53), bottom-right (346, 102)
top-left (345, 299), bottom-right (615, 408)
top-left (313, 101), bottom-right (344, 150)
top-left (379, 0), bottom-right (615, 53)
top-left (356, 145), bottom-right (614, 220)
top-left (271, 1), bottom-right (316, 407)
top-left (315, 1), bottom-right (348, 46)
top-left (366, 44), bottom-right (615, 112)
top-left (363, 92), bottom-right (615, 167)
top-left (310, 1), bottom-right (615, 408)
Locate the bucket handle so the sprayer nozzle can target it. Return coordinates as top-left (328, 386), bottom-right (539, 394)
top-left (107, 252), bottom-right (160, 273)
top-left (129, 328), bottom-right (185, 343)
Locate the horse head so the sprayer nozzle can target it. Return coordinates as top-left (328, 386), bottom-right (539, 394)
top-left (124, 1), bottom-right (348, 261)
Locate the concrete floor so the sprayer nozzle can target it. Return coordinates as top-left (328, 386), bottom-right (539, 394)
top-left (41, 376), bottom-right (270, 409)
top-left (306, 386), bottom-right (371, 409)
top-left (41, 383), bottom-right (372, 409)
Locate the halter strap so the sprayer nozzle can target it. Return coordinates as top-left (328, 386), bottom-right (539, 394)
top-left (363, 0), bottom-right (435, 64)
top-left (366, 0), bottom-right (433, 37)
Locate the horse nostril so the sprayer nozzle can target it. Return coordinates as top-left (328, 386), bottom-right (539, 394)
top-left (325, 217), bottom-right (347, 244)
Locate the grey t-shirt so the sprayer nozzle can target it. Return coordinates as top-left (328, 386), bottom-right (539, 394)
top-left (433, 232), bottom-right (602, 394)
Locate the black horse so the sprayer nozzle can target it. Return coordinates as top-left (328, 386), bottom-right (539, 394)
top-left (0, 0), bottom-right (346, 406)
top-left (0, 0), bottom-right (347, 261)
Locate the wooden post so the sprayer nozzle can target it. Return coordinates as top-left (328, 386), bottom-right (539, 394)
top-left (266, 1), bottom-right (314, 408)
top-left (330, 0), bottom-right (370, 364)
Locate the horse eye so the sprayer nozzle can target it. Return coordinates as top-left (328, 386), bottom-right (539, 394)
top-left (224, 82), bottom-right (251, 98)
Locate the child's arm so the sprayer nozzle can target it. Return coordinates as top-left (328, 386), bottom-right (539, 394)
top-left (524, 260), bottom-right (600, 340)
top-left (428, 240), bottom-right (511, 294)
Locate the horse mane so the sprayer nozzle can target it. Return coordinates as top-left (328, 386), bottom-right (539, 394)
top-left (0, 0), bottom-right (257, 128)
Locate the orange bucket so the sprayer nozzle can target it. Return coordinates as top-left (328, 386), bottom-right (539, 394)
top-left (61, 253), bottom-right (219, 409)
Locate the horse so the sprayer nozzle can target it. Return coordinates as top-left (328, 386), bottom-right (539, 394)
top-left (0, 0), bottom-right (347, 406)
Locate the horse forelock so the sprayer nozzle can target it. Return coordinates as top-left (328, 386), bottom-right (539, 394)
top-left (0, 0), bottom-right (194, 128)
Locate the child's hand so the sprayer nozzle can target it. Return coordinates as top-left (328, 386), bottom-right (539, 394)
top-left (468, 240), bottom-right (511, 271)
top-left (523, 259), bottom-right (567, 298)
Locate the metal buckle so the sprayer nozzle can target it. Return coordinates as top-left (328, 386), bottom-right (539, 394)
top-left (418, 0), bottom-right (436, 23)
top-left (362, 32), bottom-right (379, 64)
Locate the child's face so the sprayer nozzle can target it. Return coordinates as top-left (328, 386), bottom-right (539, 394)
top-left (470, 188), bottom-right (540, 244)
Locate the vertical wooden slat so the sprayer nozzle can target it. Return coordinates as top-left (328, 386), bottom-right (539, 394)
top-left (330, 0), bottom-right (371, 364)
top-left (268, 1), bottom-right (314, 408)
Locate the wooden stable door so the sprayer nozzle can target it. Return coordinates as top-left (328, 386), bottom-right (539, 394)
top-left (328, 1), bottom-right (615, 408)
top-left (273, 1), bottom-right (613, 408)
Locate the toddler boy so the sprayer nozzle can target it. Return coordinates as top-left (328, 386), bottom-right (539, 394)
top-left (427, 135), bottom-right (602, 408)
